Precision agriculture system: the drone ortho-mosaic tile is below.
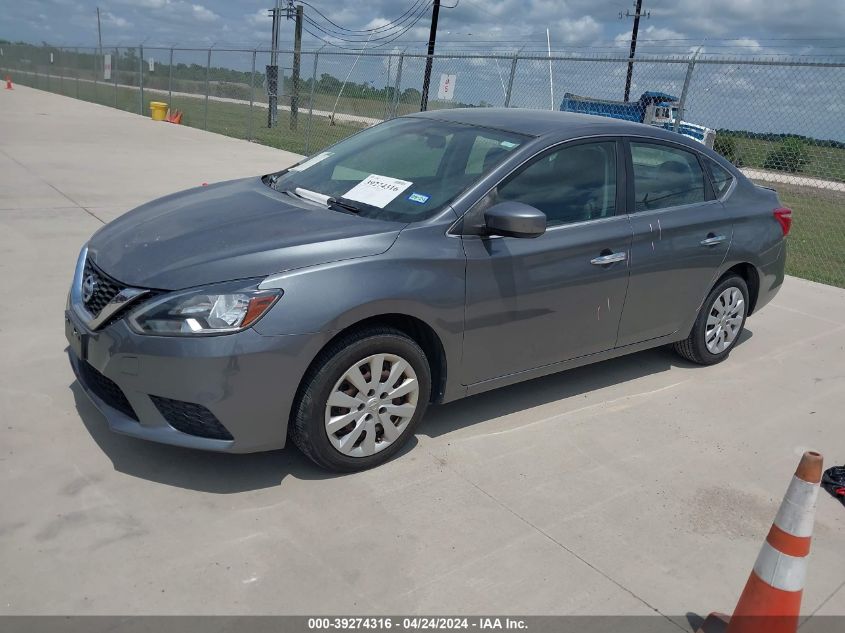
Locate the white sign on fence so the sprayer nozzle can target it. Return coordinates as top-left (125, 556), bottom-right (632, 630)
top-left (148, 57), bottom-right (155, 72)
top-left (50, 52), bottom-right (54, 64)
top-left (103, 54), bottom-right (112, 80)
top-left (437, 73), bottom-right (456, 100)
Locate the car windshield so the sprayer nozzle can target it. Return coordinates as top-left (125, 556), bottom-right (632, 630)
top-left (268, 117), bottom-right (529, 222)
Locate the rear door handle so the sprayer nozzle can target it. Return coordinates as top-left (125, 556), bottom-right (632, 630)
top-left (590, 251), bottom-right (627, 265)
top-left (700, 234), bottom-right (727, 247)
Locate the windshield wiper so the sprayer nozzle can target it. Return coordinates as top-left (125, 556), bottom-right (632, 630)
top-left (281, 189), bottom-right (369, 216)
top-left (328, 197), bottom-right (363, 214)
top-left (281, 187), bottom-right (333, 207)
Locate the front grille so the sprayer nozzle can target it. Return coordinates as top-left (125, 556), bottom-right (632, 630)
top-left (150, 395), bottom-right (234, 441)
top-left (82, 258), bottom-right (126, 317)
top-left (77, 361), bottom-right (139, 421)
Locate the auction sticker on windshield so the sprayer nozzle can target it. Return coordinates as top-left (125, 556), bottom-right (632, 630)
top-left (343, 174), bottom-right (413, 208)
top-left (289, 152), bottom-right (334, 172)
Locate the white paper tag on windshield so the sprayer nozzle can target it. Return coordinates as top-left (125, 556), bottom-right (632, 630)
top-left (343, 174), bottom-right (413, 208)
top-left (289, 151), bottom-right (334, 172)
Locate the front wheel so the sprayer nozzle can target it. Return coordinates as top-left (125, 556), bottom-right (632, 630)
top-left (290, 327), bottom-right (431, 472)
top-left (674, 274), bottom-right (749, 365)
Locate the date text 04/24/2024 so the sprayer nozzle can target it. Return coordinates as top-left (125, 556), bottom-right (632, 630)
top-left (307, 618), bottom-right (527, 630)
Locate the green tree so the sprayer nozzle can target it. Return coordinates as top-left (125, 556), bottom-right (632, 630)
top-left (318, 73), bottom-right (342, 94)
top-left (763, 137), bottom-right (809, 173)
top-left (400, 87), bottom-right (421, 104)
top-left (713, 134), bottom-right (738, 163)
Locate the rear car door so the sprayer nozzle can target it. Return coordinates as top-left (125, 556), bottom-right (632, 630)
top-left (460, 139), bottom-right (632, 385)
top-left (616, 139), bottom-right (733, 346)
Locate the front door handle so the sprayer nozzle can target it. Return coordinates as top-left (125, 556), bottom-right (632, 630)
top-left (700, 234), bottom-right (727, 247)
top-left (590, 251), bottom-right (627, 266)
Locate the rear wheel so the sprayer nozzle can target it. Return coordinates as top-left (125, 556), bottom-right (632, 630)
top-left (290, 327), bottom-right (431, 472)
top-left (674, 274), bottom-right (748, 365)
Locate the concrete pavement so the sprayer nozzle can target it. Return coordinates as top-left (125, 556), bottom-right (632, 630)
top-left (6, 68), bottom-right (384, 127)
top-left (741, 167), bottom-right (845, 193)
top-left (2, 85), bottom-right (845, 624)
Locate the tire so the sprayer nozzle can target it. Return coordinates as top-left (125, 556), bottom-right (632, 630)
top-left (290, 326), bottom-right (431, 472)
top-left (674, 274), bottom-right (749, 366)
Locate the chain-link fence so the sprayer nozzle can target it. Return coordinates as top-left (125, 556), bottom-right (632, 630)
top-left (1, 43), bottom-right (843, 287)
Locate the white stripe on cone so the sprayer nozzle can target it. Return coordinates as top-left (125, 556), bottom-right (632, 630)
top-left (774, 475), bottom-right (820, 538)
top-left (753, 540), bottom-right (808, 592)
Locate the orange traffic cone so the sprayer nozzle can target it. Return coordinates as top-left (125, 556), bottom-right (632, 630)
top-left (172, 110), bottom-right (183, 125)
top-left (698, 451), bottom-right (823, 633)
top-left (5, 75), bottom-right (13, 90)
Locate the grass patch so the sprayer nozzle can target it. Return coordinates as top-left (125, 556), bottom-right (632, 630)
top-left (719, 134), bottom-right (845, 183)
top-left (8, 68), bottom-right (366, 155)
top-left (770, 184), bottom-right (845, 288)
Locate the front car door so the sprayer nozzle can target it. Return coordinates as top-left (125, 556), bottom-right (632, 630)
top-left (616, 138), bottom-right (734, 347)
top-left (459, 138), bottom-right (632, 385)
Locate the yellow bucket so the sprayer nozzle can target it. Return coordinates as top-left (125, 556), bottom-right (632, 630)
top-left (149, 101), bottom-right (168, 121)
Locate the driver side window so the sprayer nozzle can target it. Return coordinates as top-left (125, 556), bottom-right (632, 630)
top-left (493, 141), bottom-right (618, 227)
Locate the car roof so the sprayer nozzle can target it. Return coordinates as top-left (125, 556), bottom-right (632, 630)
top-left (408, 107), bottom-right (694, 145)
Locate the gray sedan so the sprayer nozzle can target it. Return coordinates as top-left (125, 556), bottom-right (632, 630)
top-left (65, 109), bottom-right (789, 471)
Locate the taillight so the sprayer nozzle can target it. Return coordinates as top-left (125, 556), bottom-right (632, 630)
top-left (774, 207), bottom-right (792, 236)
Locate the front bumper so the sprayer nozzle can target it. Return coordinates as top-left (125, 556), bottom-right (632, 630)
top-left (65, 307), bottom-right (329, 453)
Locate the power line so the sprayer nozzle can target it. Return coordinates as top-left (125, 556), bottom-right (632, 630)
top-left (300, 7), bottom-right (432, 51)
top-left (297, 0), bottom-right (431, 35)
top-left (298, 0), bottom-right (459, 52)
top-left (301, 2), bottom-right (432, 43)
top-left (303, 16), bottom-right (424, 44)
top-left (301, 19), bottom-right (431, 50)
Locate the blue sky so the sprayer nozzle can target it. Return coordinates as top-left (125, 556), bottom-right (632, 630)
top-left (2, 0), bottom-right (844, 55)
top-left (2, 1), bottom-right (843, 139)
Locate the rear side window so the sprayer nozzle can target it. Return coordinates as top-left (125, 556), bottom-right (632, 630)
top-left (706, 159), bottom-right (734, 198)
top-left (630, 142), bottom-right (706, 211)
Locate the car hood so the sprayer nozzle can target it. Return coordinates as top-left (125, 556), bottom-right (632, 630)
top-left (87, 177), bottom-right (403, 290)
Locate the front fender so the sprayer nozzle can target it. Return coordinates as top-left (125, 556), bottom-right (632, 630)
top-left (253, 224), bottom-right (466, 398)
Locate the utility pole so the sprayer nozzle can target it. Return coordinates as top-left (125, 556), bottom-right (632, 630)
top-left (267, 0), bottom-right (282, 128)
top-left (96, 6), bottom-right (103, 79)
top-left (419, 0), bottom-right (441, 112)
top-left (96, 7), bottom-right (103, 55)
top-left (620, 0), bottom-right (649, 102)
top-left (290, 4), bottom-right (303, 130)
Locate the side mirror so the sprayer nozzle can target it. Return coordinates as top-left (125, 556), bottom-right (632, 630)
top-left (484, 201), bottom-right (547, 238)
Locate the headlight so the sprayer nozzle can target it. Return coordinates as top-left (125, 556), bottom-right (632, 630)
top-left (128, 281), bottom-right (282, 336)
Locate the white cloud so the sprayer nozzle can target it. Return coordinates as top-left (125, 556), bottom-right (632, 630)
top-left (246, 9), bottom-right (271, 27)
top-left (191, 4), bottom-right (219, 23)
top-left (614, 25), bottom-right (688, 47)
top-left (552, 16), bottom-right (601, 46)
top-left (114, 0), bottom-right (169, 7)
top-left (655, 0), bottom-right (845, 39)
top-left (732, 37), bottom-right (762, 51)
top-left (364, 18), bottom-right (391, 30)
top-left (102, 11), bottom-right (130, 29)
